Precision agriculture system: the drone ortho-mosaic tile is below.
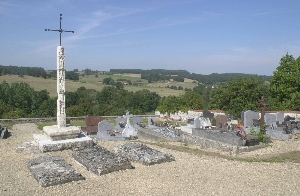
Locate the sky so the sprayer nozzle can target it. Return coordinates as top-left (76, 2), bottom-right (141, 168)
top-left (1, 0), bottom-right (300, 75)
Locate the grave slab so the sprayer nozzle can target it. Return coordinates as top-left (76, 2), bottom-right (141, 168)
top-left (114, 143), bottom-right (175, 166)
top-left (27, 156), bottom-right (85, 187)
top-left (73, 145), bottom-right (134, 176)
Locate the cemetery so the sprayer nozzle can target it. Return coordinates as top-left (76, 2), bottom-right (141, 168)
top-left (1, 12), bottom-right (300, 196)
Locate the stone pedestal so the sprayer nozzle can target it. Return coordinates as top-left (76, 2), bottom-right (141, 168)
top-left (43, 125), bottom-right (80, 140)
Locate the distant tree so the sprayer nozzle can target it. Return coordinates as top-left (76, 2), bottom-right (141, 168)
top-left (103, 77), bottom-right (114, 85)
top-left (270, 53), bottom-right (300, 110)
top-left (115, 82), bottom-right (124, 90)
top-left (210, 76), bottom-right (270, 118)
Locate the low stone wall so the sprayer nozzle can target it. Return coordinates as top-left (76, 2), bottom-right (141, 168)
top-left (137, 127), bottom-right (179, 142)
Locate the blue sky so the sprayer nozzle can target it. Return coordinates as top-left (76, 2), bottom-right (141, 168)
top-left (1, 0), bottom-right (300, 75)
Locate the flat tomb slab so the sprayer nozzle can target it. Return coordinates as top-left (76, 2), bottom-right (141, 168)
top-left (27, 156), bottom-right (85, 187)
top-left (73, 146), bottom-right (134, 176)
top-left (36, 134), bottom-right (93, 152)
top-left (114, 143), bottom-right (175, 166)
top-left (43, 125), bottom-right (80, 140)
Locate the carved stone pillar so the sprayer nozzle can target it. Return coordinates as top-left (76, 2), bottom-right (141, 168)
top-left (57, 46), bottom-right (66, 128)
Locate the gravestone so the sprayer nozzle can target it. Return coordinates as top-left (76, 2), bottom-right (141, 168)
top-left (73, 145), bottom-right (134, 176)
top-left (203, 110), bottom-right (214, 120)
top-left (194, 116), bottom-right (200, 128)
top-left (194, 116), bottom-right (211, 129)
top-left (243, 110), bottom-right (259, 127)
top-left (264, 113), bottom-right (276, 126)
top-left (114, 143), bottom-right (175, 166)
top-left (27, 156), bottom-right (85, 187)
top-left (96, 121), bottom-right (124, 141)
top-left (215, 115), bottom-right (227, 129)
top-left (0, 126), bottom-right (8, 139)
top-left (148, 117), bottom-right (160, 126)
top-left (86, 116), bottom-right (104, 126)
top-left (133, 116), bottom-right (143, 126)
top-left (276, 112), bottom-right (284, 124)
top-left (122, 111), bottom-right (137, 138)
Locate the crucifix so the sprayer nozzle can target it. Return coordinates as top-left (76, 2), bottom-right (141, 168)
top-left (44, 14), bottom-right (74, 128)
top-left (45, 14), bottom-right (74, 46)
top-left (258, 95), bottom-right (268, 128)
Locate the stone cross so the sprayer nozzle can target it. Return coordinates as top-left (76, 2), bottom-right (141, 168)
top-left (45, 14), bottom-right (74, 128)
top-left (258, 96), bottom-right (268, 127)
top-left (45, 14), bottom-right (74, 46)
top-left (123, 111), bottom-right (133, 125)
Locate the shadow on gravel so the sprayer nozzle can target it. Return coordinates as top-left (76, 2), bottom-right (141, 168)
top-left (139, 140), bottom-right (300, 163)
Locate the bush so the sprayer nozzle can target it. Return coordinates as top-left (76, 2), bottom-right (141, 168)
top-left (249, 129), bottom-right (269, 143)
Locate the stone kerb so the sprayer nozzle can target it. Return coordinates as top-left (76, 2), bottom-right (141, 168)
top-left (27, 156), bottom-right (85, 187)
top-left (114, 143), bottom-right (175, 166)
top-left (73, 146), bottom-right (134, 176)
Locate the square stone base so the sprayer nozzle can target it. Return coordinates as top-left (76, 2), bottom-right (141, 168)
top-left (34, 134), bottom-right (93, 153)
top-left (43, 125), bottom-right (81, 140)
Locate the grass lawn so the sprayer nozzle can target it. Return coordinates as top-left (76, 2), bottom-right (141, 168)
top-left (0, 74), bottom-right (195, 97)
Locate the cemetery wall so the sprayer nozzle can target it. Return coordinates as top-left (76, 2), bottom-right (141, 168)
top-left (155, 110), bottom-right (226, 122)
top-left (265, 111), bottom-right (300, 120)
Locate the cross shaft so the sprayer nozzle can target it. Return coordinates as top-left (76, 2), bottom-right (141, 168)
top-left (45, 14), bottom-right (74, 46)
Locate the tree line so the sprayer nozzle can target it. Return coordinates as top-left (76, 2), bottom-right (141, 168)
top-left (0, 53), bottom-right (298, 119)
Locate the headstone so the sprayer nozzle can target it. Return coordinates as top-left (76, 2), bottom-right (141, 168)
top-left (133, 116), bottom-right (143, 126)
top-left (96, 121), bottom-right (124, 141)
top-left (114, 143), bottom-right (175, 166)
top-left (148, 117), bottom-right (160, 126)
top-left (243, 110), bottom-right (259, 127)
top-left (85, 116), bottom-right (104, 126)
top-left (264, 113), bottom-right (276, 126)
top-left (194, 116), bottom-right (200, 128)
top-left (194, 116), bottom-right (211, 129)
top-left (122, 111), bottom-right (137, 138)
top-left (276, 112), bottom-right (284, 123)
top-left (27, 156), bottom-right (85, 187)
top-left (73, 145), bottom-right (134, 176)
top-left (0, 127), bottom-right (8, 139)
top-left (203, 110), bottom-right (214, 120)
top-left (215, 115), bottom-right (227, 129)
top-left (98, 121), bottom-right (114, 134)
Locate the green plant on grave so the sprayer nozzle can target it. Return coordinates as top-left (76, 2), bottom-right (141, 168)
top-left (249, 129), bottom-right (269, 143)
top-left (211, 117), bottom-right (216, 126)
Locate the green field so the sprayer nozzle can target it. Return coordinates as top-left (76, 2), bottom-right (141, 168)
top-left (0, 74), bottom-right (197, 97)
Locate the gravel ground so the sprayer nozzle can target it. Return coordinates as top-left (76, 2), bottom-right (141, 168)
top-left (1, 123), bottom-right (300, 196)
